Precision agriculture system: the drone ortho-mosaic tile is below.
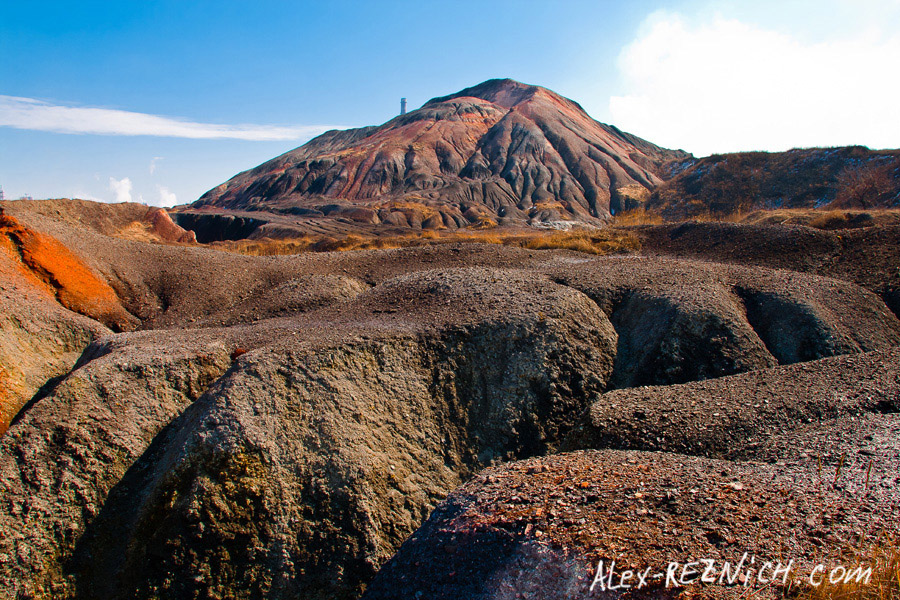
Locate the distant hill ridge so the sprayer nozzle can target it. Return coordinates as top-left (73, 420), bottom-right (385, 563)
top-left (192, 78), bottom-right (690, 229)
top-left (189, 79), bottom-right (900, 237)
top-left (650, 146), bottom-right (900, 219)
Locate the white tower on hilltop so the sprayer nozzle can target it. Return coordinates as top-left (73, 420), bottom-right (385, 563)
top-left (400, 97), bottom-right (407, 115)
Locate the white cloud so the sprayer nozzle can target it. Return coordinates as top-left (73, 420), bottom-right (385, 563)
top-left (149, 156), bottom-right (164, 174)
top-left (0, 96), bottom-right (339, 141)
top-left (108, 177), bottom-right (133, 203)
top-left (156, 186), bottom-right (177, 207)
top-left (609, 12), bottom-right (900, 156)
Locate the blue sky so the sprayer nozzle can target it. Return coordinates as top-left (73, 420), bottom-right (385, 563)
top-left (2, 0), bottom-right (899, 205)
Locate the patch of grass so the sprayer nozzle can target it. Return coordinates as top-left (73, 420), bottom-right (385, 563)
top-left (789, 539), bottom-right (899, 600)
top-left (739, 208), bottom-right (900, 230)
top-left (505, 229), bottom-right (640, 254)
top-left (691, 208), bottom-right (748, 223)
top-left (529, 201), bottom-right (569, 215)
top-left (377, 199), bottom-right (443, 221)
top-left (612, 208), bottom-right (664, 226)
top-left (211, 227), bottom-right (641, 257)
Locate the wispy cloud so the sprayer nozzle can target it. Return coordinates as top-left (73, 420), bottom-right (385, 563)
top-left (157, 186), bottom-right (177, 207)
top-left (109, 177), bottom-right (133, 203)
top-left (149, 156), bottom-right (164, 174)
top-left (0, 96), bottom-right (339, 141)
top-left (609, 11), bottom-right (900, 156)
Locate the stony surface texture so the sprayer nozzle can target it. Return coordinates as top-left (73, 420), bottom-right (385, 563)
top-left (364, 441), bottom-right (899, 599)
top-left (0, 274), bottom-right (107, 435)
top-left (364, 348), bottom-right (900, 599)
top-left (546, 256), bottom-right (900, 387)
top-left (0, 207), bottom-right (120, 432)
top-left (0, 210), bottom-right (137, 331)
top-left (186, 79), bottom-right (689, 235)
top-left (633, 221), bottom-right (900, 317)
top-left (3, 268), bottom-right (618, 599)
top-left (0, 330), bottom-right (233, 597)
top-left (567, 347), bottom-right (900, 457)
top-left (1, 200), bottom-right (900, 599)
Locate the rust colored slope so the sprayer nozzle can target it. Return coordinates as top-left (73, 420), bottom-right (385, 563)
top-left (195, 79), bottom-right (689, 223)
top-left (0, 366), bottom-right (16, 436)
top-left (0, 234), bottom-right (110, 435)
top-left (0, 212), bottom-right (137, 331)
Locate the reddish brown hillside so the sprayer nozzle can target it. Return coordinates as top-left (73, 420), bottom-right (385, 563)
top-left (6, 199), bottom-right (197, 243)
top-left (0, 210), bottom-right (136, 331)
top-left (192, 79), bottom-right (689, 230)
top-left (649, 146), bottom-right (900, 219)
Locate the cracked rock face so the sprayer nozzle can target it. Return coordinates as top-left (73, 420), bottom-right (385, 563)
top-left (545, 257), bottom-right (900, 388)
top-left (0, 331), bottom-right (233, 596)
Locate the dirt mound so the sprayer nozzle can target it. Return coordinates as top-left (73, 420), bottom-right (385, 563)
top-left (2, 204), bottom-right (900, 599)
top-left (0, 210), bottom-right (137, 331)
top-left (741, 208), bottom-right (900, 230)
top-left (2, 199), bottom-right (196, 243)
top-left (547, 257), bottom-right (900, 388)
top-left (190, 79), bottom-right (688, 232)
top-left (2, 268), bottom-right (617, 599)
top-left (0, 264), bottom-right (108, 434)
top-left (633, 221), bottom-right (900, 314)
top-left (133, 207), bottom-right (197, 243)
top-left (0, 208), bottom-right (136, 431)
top-left (569, 348), bottom-right (900, 457)
top-left (0, 329), bottom-right (234, 596)
top-left (363, 441), bottom-right (898, 599)
top-left (362, 349), bottom-right (900, 598)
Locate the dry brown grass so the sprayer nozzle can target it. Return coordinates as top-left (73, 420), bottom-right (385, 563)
top-left (612, 208), bottom-right (664, 226)
top-left (807, 211), bottom-right (858, 230)
top-left (214, 234), bottom-right (421, 255)
top-left (689, 208), bottom-right (749, 223)
top-left (503, 229), bottom-right (640, 254)
top-left (529, 201), bottom-right (569, 214)
top-left (789, 540), bottom-right (899, 600)
top-left (739, 208), bottom-right (900, 230)
top-left (470, 216), bottom-right (499, 229)
top-left (378, 199), bottom-right (443, 221)
top-left (622, 206), bottom-right (900, 229)
top-left (212, 227), bottom-right (641, 257)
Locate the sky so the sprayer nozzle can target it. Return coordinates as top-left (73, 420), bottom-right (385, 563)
top-left (1, 0), bottom-right (899, 206)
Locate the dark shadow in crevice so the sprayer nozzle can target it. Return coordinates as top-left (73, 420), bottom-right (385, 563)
top-left (881, 288), bottom-right (900, 321)
top-left (732, 285), bottom-right (854, 366)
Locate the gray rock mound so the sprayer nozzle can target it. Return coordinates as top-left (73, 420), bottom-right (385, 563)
top-left (363, 442), bottom-right (899, 599)
top-left (2, 203), bottom-right (900, 599)
top-left (547, 257), bottom-right (900, 388)
top-left (3, 268), bottom-right (617, 599)
top-left (568, 347), bottom-right (900, 458)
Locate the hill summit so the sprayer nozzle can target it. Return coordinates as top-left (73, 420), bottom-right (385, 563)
top-left (192, 79), bottom-right (689, 231)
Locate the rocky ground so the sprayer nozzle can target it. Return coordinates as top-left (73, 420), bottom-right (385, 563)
top-left (0, 199), bottom-right (898, 599)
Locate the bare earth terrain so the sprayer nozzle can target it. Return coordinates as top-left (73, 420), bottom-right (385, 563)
top-left (0, 196), bottom-right (898, 600)
top-left (1, 80), bottom-right (899, 600)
